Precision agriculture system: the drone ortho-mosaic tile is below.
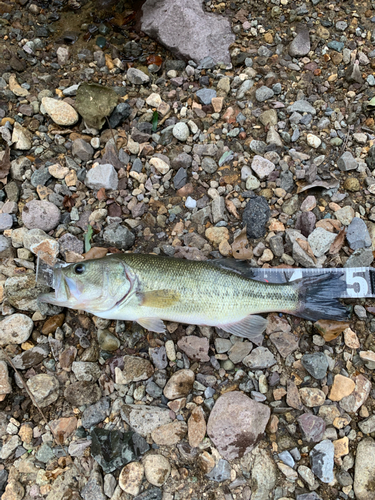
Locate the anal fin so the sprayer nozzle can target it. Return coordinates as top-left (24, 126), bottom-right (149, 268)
top-left (218, 314), bottom-right (267, 341)
top-left (137, 317), bottom-right (166, 333)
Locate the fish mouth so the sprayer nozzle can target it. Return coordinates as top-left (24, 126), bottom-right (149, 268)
top-left (38, 267), bottom-right (75, 308)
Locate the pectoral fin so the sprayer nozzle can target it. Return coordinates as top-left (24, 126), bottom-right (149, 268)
top-left (137, 317), bottom-right (166, 333)
top-left (141, 290), bottom-right (180, 308)
top-left (218, 314), bottom-right (267, 341)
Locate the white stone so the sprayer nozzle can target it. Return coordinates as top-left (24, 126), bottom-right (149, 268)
top-left (307, 133), bottom-right (321, 149)
top-left (149, 157), bottom-right (170, 174)
top-left (146, 93), bottom-right (162, 107)
top-left (173, 122), bottom-right (190, 141)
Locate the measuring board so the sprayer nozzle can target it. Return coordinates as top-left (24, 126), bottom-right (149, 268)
top-left (36, 256), bottom-right (375, 300)
top-left (247, 267), bottom-right (375, 299)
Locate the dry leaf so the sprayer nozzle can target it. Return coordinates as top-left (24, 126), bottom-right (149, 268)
top-left (225, 198), bottom-right (240, 219)
top-left (296, 238), bottom-right (317, 263)
top-left (297, 179), bottom-right (340, 193)
top-left (0, 145), bottom-right (10, 178)
top-left (83, 247), bottom-right (109, 260)
top-left (65, 251), bottom-right (85, 263)
top-left (329, 228), bottom-right (346, 255)
top-left (232, 227), bottom-right (253, 260)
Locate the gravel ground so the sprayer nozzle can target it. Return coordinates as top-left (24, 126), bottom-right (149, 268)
top-left (0, 0), bottom-right (375, 499)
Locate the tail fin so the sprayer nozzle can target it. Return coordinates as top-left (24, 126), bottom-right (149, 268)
top-left (293, 273), bottom-right (349, 321)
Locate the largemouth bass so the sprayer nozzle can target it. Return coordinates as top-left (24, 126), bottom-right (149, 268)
top-left (39, 254), bottom-right (348, 340)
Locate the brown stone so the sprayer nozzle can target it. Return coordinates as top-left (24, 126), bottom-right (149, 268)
top-left (188, 406), bottom-right (206, 448)
top-left (151, 421), bottom-right (187, 446)
top-left (163, 369), bottom-right (195, 400)
top-left (343, 327), bottom-right (360, 349)
top-left (41, 313), bottom-right (65, 335)
top-left (333, 436), bottom-right (349, 458)
top-left (329, 375), bottom-right (356, 402)
top-left (314, 319), bottom-right (350, 341)
top-left (49, 417), bottom-right (77, 442)
top-left (299, 387), bottom-right (326, 407)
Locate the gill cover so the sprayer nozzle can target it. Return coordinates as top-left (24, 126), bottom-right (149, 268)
top-left (39, 257), bottom-right (133, 313)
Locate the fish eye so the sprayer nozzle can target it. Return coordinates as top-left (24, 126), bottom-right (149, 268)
top-left (74, 264), bottom-right (85, 275)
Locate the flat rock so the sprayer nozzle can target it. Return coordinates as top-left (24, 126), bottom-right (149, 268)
top-left (177, 336), bottom-right (210, 362)
top-left (188, 406), bottom-right (206, 448)
top-left (0, 313), bottom-right (33, 346)
top-left (310, 440), bottom-right (334, 483)
top-left (115, 355), bottom-right (154, 384)
top-left (85, 164), bottom-right (118, 191)
top-left (121, 405), bottom-right (172, 436)
top-left (298, 413), bottom-right (326, 443)
top-left (307, 227), bottom-right (336, 257)
top-left (127, 68), bottom-right (150, 85)
top-left (329, 374), bottom-right (355, 402)
top-left (42, 97), bottom-right (78, 126)
top-left (251, 155), bottom-right (275, 180)
top-left (151, 421), bottom-right (187, 446)
top-left (119, 462), bottom-right (144, 496)
top-left (354, 437), bottom-right (375, 500)
top-left (340, 374), bottom-right (371, 413)
top-left (243, 346), bottom-right (276, 369)
top-left (346, 217), bottom-right (372, 250)
top-left (22, 200), bottom-right (61, 231)
top-left (289, 25), bottom-right (311, 57)
top-left (207, 391), bottom-right (270, 460)
top-left (27, 374), bottom-right (60, 408)
top-left (299, 387), bottom-right (326, 407)
top-left (141, 0), bottom-right (235, 64)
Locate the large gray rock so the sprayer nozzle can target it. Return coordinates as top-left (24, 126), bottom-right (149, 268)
top-left (141, 0), bottom-right (235, 64)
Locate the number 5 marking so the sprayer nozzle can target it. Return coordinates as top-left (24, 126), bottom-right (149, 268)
top-left (346, 270), bottom-right (368, 297)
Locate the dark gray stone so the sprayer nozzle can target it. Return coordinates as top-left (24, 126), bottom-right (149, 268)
top-left (131, 158), bottom-right (143, 173)
top-left (301, 352), bottom-right (329, 380)
top-left (82, 399), bottom-right (110, 429)
top-left (108, 102), bottom-right (131, 128)
top-left (173, 168), bottom-right (187, 189)
top-left (72, 139), bottom-right (94, 162)
top-left (280, 171), bottom-right (294, 192)
top-left (242, 196), bottom-right (270, 239)
top-left (366, 145), bottom-right (375, 169)
top-left (103, 224), bottom-right (135, 250)
top-left (31, 167), bottom-right (52, 188)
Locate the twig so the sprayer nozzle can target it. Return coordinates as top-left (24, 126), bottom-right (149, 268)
top-left (105, 116), bottom-right (119, 157)
top-left (1, 347), bottom-right (68, 456)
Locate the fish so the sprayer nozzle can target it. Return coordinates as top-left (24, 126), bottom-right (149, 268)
top-left (38, 253), bottom-right (349, 340)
